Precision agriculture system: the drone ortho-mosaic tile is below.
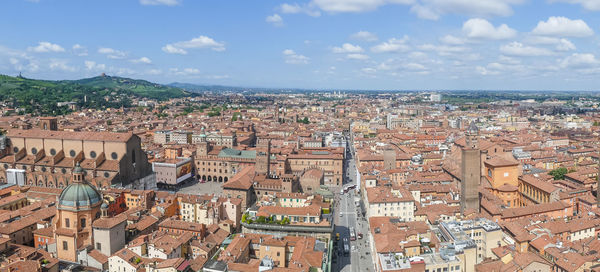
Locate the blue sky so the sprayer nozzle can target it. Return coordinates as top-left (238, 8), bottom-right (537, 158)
top-left (1, 0), bottom-right (600, 90)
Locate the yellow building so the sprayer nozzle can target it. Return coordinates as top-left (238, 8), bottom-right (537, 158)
top-left (53, 163), bottom-right (103, 262)
top-left (484, 156), bottom-right (520, 208)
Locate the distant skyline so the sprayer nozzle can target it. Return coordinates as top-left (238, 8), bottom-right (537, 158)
top-left (1, 0), bottom-right (600, 90)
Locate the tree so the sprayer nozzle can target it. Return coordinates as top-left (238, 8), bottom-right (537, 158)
top-left (297, 117), bottom-right (309, 124)
top-left (549, 167), bottom-right (568, 180)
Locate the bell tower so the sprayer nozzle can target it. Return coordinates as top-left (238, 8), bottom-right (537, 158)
top-left (461, 121), bottom-right (481, 216)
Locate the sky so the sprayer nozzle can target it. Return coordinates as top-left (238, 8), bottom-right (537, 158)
top-left (2, 0), bottom-right (600, 90)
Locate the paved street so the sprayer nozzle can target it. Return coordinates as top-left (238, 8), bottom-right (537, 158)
top-left (333, 135), bottom-right (375, 272)
top-left (170, 179), bottom-right (224, 195)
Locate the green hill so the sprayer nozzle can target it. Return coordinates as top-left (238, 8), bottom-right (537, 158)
top-left (0, 74), bottom-right (191, 116)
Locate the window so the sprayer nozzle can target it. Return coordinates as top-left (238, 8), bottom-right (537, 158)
top-left (13, 147), bottom-right (18, 153)
top-left (96, 242), bottom-right (101, 250)
top-left (90, 151), bottom-right (97, 158)
top-left (63, 241), bottom-right (68, 250)
top-left (70, 150), bottom-right (76, 157)
top-left (65, 218), bottom-right (70, 228)
top-left (81, 218), bottom-right (86, 228)
top-left (488, 169), bottom-right (492, 177)
top-left (50, 148), bottom-right (56, 155)
top-left (31, 148), bottom-right (37, 154)
top-left (111, 152), bottom-right (118, 160)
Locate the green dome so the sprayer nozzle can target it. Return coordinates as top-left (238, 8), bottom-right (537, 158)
top-left (58, 182), bottom-right (102, 210)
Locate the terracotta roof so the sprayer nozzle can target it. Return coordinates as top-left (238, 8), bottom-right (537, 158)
top-left (92, 213), bottom-right (127, 229)
top-left (88, 249), bottom-right (108, 264)
top-left (7, 129), bottom-right (134, 142)
top-left (484, 156), bottom-right (519, 167)
top-left (223, 166), bottom-right (254, 190)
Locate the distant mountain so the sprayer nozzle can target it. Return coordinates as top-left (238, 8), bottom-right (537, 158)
top-left (0, 74), bottom-right (191, 115)
top-left (66, 74), bottom-right (190, 99)
top-left (168, 82), bottom-right (251, 93)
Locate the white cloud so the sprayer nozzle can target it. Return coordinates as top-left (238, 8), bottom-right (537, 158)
top-left (550, 0), bottom-right (600, 11)
top-left (476, 66), bottom-right (500, 75)
top-left (418, 44), bottom-right (468, 56)
top-left (371, 36), bottom-right (410, 53)
top-left (498, 55), bottom-right (521, 64)
top-left (0, 45), bottom-right (39, 72)
top-left (310, 0), bottom-right (413, 13)
top-left (283, 49), bottom-right (310, 64)
top-left (147, 69), bottom-right (162, 75)
top-left (560, 53), bottom-right (599, 68)
top-left (556, 39), bottom-right (576, 51)
top-left (280, 3), bottom-right (321, 17)
top-left (170, 67), bottom-right (202, 76)
top-left (410, 4), bottom-right (440, 20)
top-left (28, 42), bottom-right (65, 53)
top-left (410, 0), bottom-right (525, 20)
top-left (162, 35), bottom-right (225, 54)
top-left (439, 35), bottom-right (465, 45)
top-left (525, 36), bottom-right (562, 44)
top-left (361, 67), bottom-right (377, 74)
top-left (500, 42), bottom-right (553, 56)
top-left (131, 57), bottom-right (152, 64)
top-left (287, 0), bottom-right (522, 20)
top-left (403, 62), bottom-right (427, 70)
top-left (525, 36), bottom-right (576, 51)
top-left (350, 31), bottom-right (378, 42)
top-left (462, 18), bottom-right (516, 40)
top-left (98, 47), bottom-right (127, 59)
top-left (408, 51), bottom-right (428, 59)
top-left (532, 16), bottom-right (593, 37)
top-left (346, 53), bottom-right (370, 60)
top-left (112, 67), bottom-right (136, 76)
top-left (332, 43), bottom-right (364, 53)
top-left (84, 60), bottom-right (106, 71)
top-left (377, 61), bottom-right (393, 71)
top-left (139, 0), bottom-right (179, 6)
top-left (206, 74), bottom-right (230, 79)
top-left (48, 59), bottom-right (76, 72)
top-left (72, 44), bottom-right (88, 56)
top-left (475, 62), bottom-right (525, 76)
top-left (266, 14), bottom-right (284, 26)
top-left (162, 44), bottom-right (187, 55)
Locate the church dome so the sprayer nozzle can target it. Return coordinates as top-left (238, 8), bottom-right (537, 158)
top-left (58, 183), bottom-right (102, 210)
top-left (58, 162), bottom-right (102, 211)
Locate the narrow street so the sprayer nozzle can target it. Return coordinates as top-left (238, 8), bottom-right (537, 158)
top-left (332, 134), bottom-right (376, 272)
